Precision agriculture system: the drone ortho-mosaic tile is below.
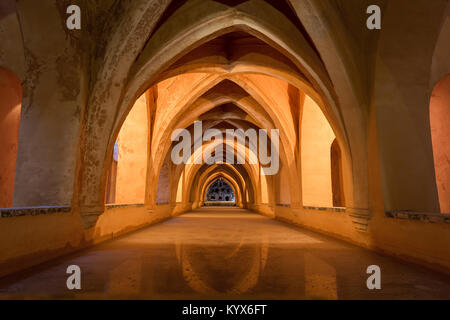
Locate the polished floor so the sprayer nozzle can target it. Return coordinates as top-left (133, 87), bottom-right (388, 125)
top-left (0, 207), bottom-right (450, 300)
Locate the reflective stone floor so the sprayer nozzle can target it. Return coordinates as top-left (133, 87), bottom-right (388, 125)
top-left (0, 207), bottom-right (450, 300)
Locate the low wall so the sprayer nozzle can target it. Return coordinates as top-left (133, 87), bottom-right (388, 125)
top-left (0, 204), bottom-right (172, 279)
top-left (369, 211), bottom-right (450, 274)
top-left (273, 205), bottom-right (450, 274)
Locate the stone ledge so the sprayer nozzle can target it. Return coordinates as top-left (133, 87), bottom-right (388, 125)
top-left (0, 206), bottom-right (71, 218)
top-left (386, 211), bottom-right (450, 224)
top-left (303, 206), bottom-right (346, 213)
top-left (105, 204), bottom-right (145, 210)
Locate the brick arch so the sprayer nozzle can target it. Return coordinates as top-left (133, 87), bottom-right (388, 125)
top-left (77, 0), bottom-right (363, 227)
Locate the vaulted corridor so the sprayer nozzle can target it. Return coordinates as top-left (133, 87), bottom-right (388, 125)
top-left (1, 0), bottom-right (450, 301)
top-left (1, 207), bottom-right (449, 300)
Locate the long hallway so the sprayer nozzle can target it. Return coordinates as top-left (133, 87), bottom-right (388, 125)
top-left (0, 207), bottom-right (449, 300)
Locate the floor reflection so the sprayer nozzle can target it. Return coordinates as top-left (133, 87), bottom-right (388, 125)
top-left (176, 237), bottom-right (269, 295)
top-left (0, 207), bottom-right (449, 300)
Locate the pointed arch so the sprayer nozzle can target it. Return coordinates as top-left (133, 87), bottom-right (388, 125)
top-left (76, 0), bottom-right (363, 227)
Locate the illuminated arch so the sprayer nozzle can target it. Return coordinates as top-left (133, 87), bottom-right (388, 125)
top-left (77, 0), bottom-right (365, 227)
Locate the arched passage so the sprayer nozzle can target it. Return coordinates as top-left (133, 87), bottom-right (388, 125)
top-left (192, 163), bottom-right (252, 208)
top-left (205, 178), bottom-right (236, 204)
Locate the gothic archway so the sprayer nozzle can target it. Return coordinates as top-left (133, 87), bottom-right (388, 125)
top-left (430, 74), bottom-right (450, 213)
top-left (205, 178), bottom-right (236, 205)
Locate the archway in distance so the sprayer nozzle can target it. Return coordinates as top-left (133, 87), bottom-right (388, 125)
top-left (205, 178), bottom-right (236, 206)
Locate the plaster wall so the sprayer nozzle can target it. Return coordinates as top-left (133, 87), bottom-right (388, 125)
top-left (373, 0), bottom-right (446, 213)
top-left (275, 164), bottom-right (291, 205)
top-left (152, 73), bottom-right (210, 151)
top-left (274, 205), bottom-right (450, 273)
top-left (12, 1), bottom-right (85, 207)
top-left (116, 95), bottom-right (148, 204)
top-left (369, 213), bottom-right (450, 273)
top-left (301, 96), bottom-right (335, 207)
top-left (430, 4), bottom-right (450, 89)
top-left (0, 1), bottom-right (25, 78)
top-left (260, 174), bottom-right (269, 204)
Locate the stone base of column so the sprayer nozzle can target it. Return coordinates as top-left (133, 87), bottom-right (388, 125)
top-left (347, 207), bottom-right (371, 232)
top-left (79, 205), bottom-right (104, 229)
